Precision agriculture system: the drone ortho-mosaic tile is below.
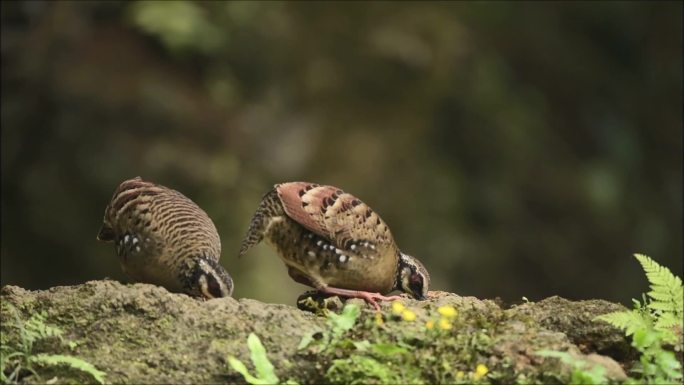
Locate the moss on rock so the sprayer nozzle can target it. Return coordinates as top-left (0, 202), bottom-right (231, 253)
top-left (1, 282), bottom-right (633, 384)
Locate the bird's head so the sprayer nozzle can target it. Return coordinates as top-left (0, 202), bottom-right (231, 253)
top-left (396, 252), bottom-right (430, 300)
top-left (184, 256), bottom-right (234, 299)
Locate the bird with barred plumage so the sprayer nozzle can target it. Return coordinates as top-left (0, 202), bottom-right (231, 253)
top-left (97, 177), bottom-right (233, 299)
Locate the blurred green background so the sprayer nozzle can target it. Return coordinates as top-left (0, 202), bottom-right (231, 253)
top-left (1, 1), bottom-right (682, 306)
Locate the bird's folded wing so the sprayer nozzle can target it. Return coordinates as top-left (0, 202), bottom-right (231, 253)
top-left (276, 182), bottom-right (395, 258)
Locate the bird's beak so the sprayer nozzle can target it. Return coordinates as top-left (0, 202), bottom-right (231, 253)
top-left (97, 225), bottom-right (115, 242)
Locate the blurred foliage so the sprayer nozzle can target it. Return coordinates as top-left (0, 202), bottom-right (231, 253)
top-left (1, 1), bottom-right (682, 305)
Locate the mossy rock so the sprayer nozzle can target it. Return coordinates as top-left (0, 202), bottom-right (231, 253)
top-left (1, 281), bottom-right (632, 384)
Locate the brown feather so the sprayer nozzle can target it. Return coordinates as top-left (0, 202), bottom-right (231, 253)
top-left (276, 182), bottom-right (395, 255)
top-left (239, 181), bottom-right (426, 295)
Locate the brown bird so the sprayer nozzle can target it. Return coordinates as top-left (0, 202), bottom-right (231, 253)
top-left (97, 177), bottom-right (233, 299)
top-left (239, 182), bottom-right (430, 310)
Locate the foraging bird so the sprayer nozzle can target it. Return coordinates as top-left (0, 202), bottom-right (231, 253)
top-left (239, 182), bottom-right (430, 309)
top-left (97, 177), bottom-right (233, 299)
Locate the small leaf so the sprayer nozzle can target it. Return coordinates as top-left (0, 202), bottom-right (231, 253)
top-left (297, 332), bottom-right (316, 350)
top-left (352, 340), bottom-right (371, 351)
top-left (247, 333), bottom-right (279, 385)
top-left (370, 343), bottom-right (408, 356)
top-left (570, 364), bottom-right (606, 385)
top-left (654, 350), bottom-right (683, 380)
top-left (31, 354), bottom-right (106, 385)
top-left (595, 311), bottom-right (652, 336)
top-left (228, 356), bottom-right (262, 384)
top-left (327, 304), bottom-right (360, 336)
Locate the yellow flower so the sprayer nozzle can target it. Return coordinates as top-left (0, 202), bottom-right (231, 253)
top-left (375, 312), bottom-right (384, 326)
top-left (401, 309), bottom-right (416, 322)
top-left (437, 305), bottom-right (457, 318)
top-left (425, 320), bottom-right (434, 330)
top-left (473, 364), bottom-right (488, 380)
top-left (456, 371), bottom-right (464, 379)
top-left (391, 301), bottom-right (405, 315)
top-left (438, 318), bottom-right (453, 330)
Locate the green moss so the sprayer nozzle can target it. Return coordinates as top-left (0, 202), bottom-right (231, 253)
top-left (289, 295), bottom-right (632, 385)
top-left (295, 301), bottom-right (504, 384)
top-left (1, 283), bottom-right (639, 384)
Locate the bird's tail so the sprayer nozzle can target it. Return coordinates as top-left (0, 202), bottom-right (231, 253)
top-left (238, 187), bottom-right (283, 257)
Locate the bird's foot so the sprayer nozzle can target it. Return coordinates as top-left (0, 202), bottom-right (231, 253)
top-left (318, 286), bottom-right (403, 311)
top-left (357, 292), bottom-right (405, 311)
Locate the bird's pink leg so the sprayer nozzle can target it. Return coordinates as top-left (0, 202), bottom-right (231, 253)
top-left (318, 286), bottom-right (403, 311)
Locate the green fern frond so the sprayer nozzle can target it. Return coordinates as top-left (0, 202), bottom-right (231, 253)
top-left (634, 254), bottom-right (683, 320)
top-left (654, 313), bottom-right (683, 346)
top-left (31, 354), bottom-right (106, 384)
top-left (2, 305), bottom-right (106, 385)
top-left (24, 313), bottom-right (64, 343)
top-left (595, 253), bottom-right (683, 382)
top-left (595, 311), bottom-right (652, 336)
top-left (655, 313), bottom-right (681, 330)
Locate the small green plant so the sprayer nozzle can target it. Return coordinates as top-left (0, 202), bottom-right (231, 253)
top-left (1, 305), bottom-right (106, 384)
top-left (595, 253), bottom-right (683, 384)
top-left (298, 301), bottom-right (493, 384)
top-left (326, 355), bottom-right (402, 385)
top-left (327, 303), bottom-right (361, 338)
top-left (536, 350), bottom-right (608, 385)
top-left (298, 303), bottom-right (361, 350)
top-left (297, 303), bottom-right (419, 383)
top-left (228, 333), bottom-right (297, 385)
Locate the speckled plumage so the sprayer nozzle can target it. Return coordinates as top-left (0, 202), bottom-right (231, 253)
top-left (239, 182), bottom-right (430, 307)
top-left (97, 177), bottom-right (233, 298)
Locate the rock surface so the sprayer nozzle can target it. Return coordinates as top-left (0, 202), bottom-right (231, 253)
top-left (1, 281), bottom-right (633, 384)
